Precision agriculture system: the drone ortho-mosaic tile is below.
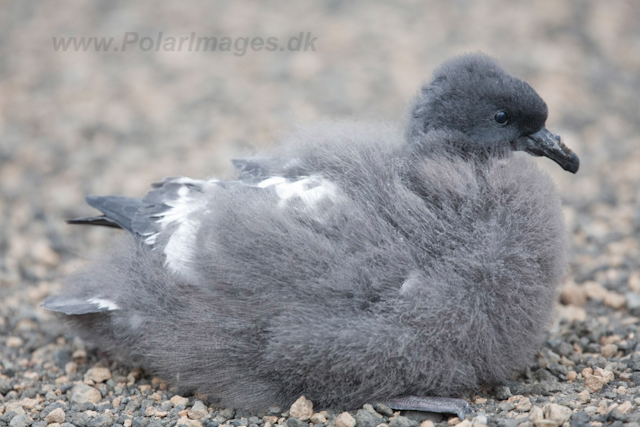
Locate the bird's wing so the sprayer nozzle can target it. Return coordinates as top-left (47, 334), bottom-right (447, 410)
top-left (65, 173), bottom-right (341, 281)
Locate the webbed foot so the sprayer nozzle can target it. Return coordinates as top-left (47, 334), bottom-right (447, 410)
top-left (382, 396), bottom-right (471, 420)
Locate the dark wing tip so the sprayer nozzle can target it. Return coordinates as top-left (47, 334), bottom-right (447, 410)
top-left (66, 216), bottom-right (123, 228)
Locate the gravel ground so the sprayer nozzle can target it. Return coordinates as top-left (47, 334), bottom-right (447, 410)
top-left (1, 1), bottom-right (640, 427)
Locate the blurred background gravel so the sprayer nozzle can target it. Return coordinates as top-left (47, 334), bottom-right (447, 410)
top-left (1, 1), bottom-right (640, 427)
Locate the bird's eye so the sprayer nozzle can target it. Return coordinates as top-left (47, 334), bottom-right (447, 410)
top-left (494, 111), bottom-right (508, 125)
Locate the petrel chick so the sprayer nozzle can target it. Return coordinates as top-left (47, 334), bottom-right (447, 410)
top-left (43, 53), bottom-right (578, 420)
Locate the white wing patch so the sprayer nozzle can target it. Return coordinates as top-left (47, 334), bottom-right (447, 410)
top-left (163, 216), bottom-right (202, 276)
top-left (87, 297), bottom-right (119, 311)
top-left (143, 178), bottom-right (216, 278)
top-left (257, 177), bottom-right (287, 188)
top-left (257, 176), bottom-right (338, 209)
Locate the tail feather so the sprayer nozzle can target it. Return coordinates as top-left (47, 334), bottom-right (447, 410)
top-left (66, 216), bottom-right (122, 228)
top-left (41, 295), bottom-right (120, 315)
top-left (69, 195), bottom-right (143, 233)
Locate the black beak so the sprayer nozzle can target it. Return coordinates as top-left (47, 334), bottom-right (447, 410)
top-left (513, 128), bottom-right (579, 173)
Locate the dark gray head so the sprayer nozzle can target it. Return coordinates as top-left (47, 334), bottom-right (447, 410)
top-left (409, 53), bottom-right (579, 173)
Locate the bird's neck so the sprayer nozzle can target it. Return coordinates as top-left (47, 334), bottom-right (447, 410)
top-left (406, 129), bottom-right (512, 165)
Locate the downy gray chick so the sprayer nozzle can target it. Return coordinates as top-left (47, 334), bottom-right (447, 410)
top-left (44, 53), bottom-right (579, 418)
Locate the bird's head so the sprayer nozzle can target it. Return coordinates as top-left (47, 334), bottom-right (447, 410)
top-left (408, 53), bottom-right (579, 173)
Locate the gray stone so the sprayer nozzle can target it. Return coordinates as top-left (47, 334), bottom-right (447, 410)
top-left (188, 400), bottom-right (209, 420)
top-left (494, 418), bottom-right (520, 427)
top-left (355, 409), bottom-right (382, 427)
top-left (569, 411), bottom-right (591, 427)
top-left (388, 416), bottom-right (418, 427)
top-left (498, 401), bottom-right (515, 412)
top-left (626, 293), bottom-right (640, 314)
top-left (0, 378), bottom-right (13, 395)
top-left (495, 386), bottom-right (512, 400)
top-left (1, 412), bottom-right (19, 424)
top-left (373, 404), bottom-right (394, 417)
top-left (69, 412), bottom-right (90, 427)
top-left (547, 363), bottom-right (568, 377)
top-left (554, 342), bottom-right (573, 358)
top-left (526, 381), bottom-right (561, 396)
top-left (9, 414), bottom-right (32, 427)
top-left (87, 415), bottom-right (114, 427)
top-left (587, 355), bottom-right (607, 369)
top-left (126, 399), bottom-right (142, 413)
top-left (219, 408), bottom-right (236, 420)
top-left (538, 348), bottom-right (561, 369)
top-left (132, 417), bottom-right (150, 427)
top-left (629, 372), bottom-right (640, 385)
top-left (608, 408), bottom-right (628, 422)
top-left (401, 411), bottom-right (443, 423)
top-left (287, 418), bottom-right (309, 427)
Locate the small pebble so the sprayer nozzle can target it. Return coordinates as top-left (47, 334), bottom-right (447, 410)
top-left (45, 407), bottom-right (66, 424)
top-left (188, 400), bottom-right (209, 420)
top-left (85, 367), bottom-right (112, 383)
top-left (495, 386), bottom-right (512, 400)
top-left (543, 404), bottom-right (572, 425)
top-left (218, 408), bottom-right (235, 420)
top-left (600, 343), bottom-right (618, 358)
top-left (584, 282), bottom-right (607, 301)
top-left (334, 412), bottom-right (356, 427)
top-left (604, 292), bottom-right (626, 309)
top-left (529, 407), bottom-right (543, 422)
top-left (20, 398), bottom-right (38, 410)
top-left (171, 396), bottom-right (190, 407)
top-left (472, 415), bottom-right (487, 427)
top-left (374, 404), bottom-right (394, 417)
top-left (616, 401), bottom-right (634, 414)
top-left (70, 383), bottom-right (102, 404)
top-left (6, 336), bottom-right (24, 348)
top-left (577, 389), bottom-right (590, 403)
top-left (561, 282), bottom-right (587, 307)
top-left (9, 414), bottom-right (31, 427)
top-left (286, 418), bottom-right (308, 427)
top-left (65, 362), bottom-right (78, 375)
top-left (289, 396), bottom-right (313, 421)
top-left (178, 417), bottom-right (204, 427)
top-left (310, 412), bottom-right (327, 424)
top-left (514, 397), bottom-right (532, 412)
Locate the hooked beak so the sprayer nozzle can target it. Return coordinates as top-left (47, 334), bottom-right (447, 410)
top-left (513, 128), bottom-right (579, 173)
